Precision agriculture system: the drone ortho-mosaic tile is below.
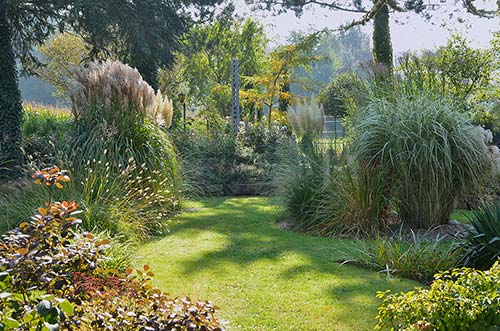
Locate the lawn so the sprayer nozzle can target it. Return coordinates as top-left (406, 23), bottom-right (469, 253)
top-left (134, 197), bottom-right (417, 331)
top-left (450, 209), bottom-right (474, 223)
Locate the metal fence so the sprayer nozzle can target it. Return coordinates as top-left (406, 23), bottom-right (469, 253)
top-left (316, 116), bottom-right (346, 151)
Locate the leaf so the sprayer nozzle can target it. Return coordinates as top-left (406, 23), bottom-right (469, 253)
top-left (17, 248), bottom-right (28, 256)
top-left (59, 300), bottom-right (74, 316)
top-left (43, 322), bottom-right (60, 331)
top-left (37, 300), bottom-right (52, 316)
top-left (3, 318), bottom-right (19, 328)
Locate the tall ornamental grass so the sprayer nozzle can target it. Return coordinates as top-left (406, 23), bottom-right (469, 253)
top-left (69, 60), bottom-right (180, 210)
top-left (352, 88), bottom-right (492, 228)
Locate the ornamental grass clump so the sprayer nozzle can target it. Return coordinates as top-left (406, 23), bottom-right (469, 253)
top-left (352, 88), bottom-right (492, 229)
top-left (69, 60), bottom-right (180, 218)
top-left (71, 60), bottom-right (173, 129)
top-left (288, 95), bottom-right (324, 145)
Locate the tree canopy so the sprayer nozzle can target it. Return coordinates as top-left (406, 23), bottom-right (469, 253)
top-left (0, 0), bottom-right (223, 177)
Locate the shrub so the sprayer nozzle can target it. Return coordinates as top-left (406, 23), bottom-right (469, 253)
top-left (351, 87), bottom-right (492, 228)
top-left (345, 231), bottom-right (461, 283)
top-left (0, 167), bottom-right (223, 330)
top-left (319, 72), bottom-right (367, 117)
top-left (175, 118), bottom-right (291, 196)
top-left (461, 202), bottom-right (500, 269)
top-left (375, 262), bottom-right (500, 330)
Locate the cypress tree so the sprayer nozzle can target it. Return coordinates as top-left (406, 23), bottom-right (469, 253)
top-left (372, 0), bottom-right (393, 77)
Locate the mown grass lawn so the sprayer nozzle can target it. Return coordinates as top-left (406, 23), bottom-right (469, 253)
top-left (134, 197), bottom-right (417, 331)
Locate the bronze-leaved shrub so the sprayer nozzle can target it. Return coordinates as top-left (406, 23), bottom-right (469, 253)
top-left (0, 167), bottom-right (222, 331)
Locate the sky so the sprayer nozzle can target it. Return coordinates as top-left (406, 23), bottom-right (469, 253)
top-left (235, 0), bottom-right (500, 54)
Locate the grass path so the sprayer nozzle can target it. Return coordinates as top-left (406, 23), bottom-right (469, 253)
top-left (134, 197), bottom-right (417, 331)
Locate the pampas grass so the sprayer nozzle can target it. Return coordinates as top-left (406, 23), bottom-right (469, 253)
top-left (288, 96), bottom-right (325, 139)
top-left (69, 60), bottom-right (181, 227)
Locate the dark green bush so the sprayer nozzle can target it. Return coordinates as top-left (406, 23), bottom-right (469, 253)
top-left (376, 262), bottom-right (500, 330)
top-left (461, 202), bottom-right (500, 269)
top-left (175, 119), bottom-right (291, 196)
top-left (319, 72), bottom-right (367, 117)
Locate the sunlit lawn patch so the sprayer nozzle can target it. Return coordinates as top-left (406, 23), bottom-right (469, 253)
top-left (135, 197), bottom-right (417, 331)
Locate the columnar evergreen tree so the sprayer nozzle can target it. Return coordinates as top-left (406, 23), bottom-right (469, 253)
top-left (372, 1), bottom-right (392, 72)
top-left (0, 0), bottom-right (222, 177)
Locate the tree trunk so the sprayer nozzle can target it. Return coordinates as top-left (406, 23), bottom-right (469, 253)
top-left (372, 1), bottom-right (393, 77)
top-left (0, 0), bottom-right (23, 179)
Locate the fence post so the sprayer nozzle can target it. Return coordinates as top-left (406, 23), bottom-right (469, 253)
top-left (231, 58), bottom-right (240, 135)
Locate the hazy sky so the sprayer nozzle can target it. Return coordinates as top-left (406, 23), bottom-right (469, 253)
top-left (235, 0), bottom-right (500, 53)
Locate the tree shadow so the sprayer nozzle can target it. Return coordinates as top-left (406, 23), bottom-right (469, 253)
top-left (163, 196), bottom-right (416, 287)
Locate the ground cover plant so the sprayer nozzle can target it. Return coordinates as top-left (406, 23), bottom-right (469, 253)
top-left (134, 197), bottom-right (417, 331)
top-left (0, 166), bottom-right (222, 330)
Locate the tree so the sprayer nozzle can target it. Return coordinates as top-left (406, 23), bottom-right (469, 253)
top-left (246, 33), bottom-right (321, 126)
top-left (290, 27), bottom-right (372, 95)
top-left (246, 0), bottom-right (481, 74)
top-left (36, 33), bottom-right (89, 99)
top-left (162, 12), bottom-right (268, 117)
top-left (397, 35), bottom-right (496, 103)
top-left (0, 0), bottom-right (222, 177)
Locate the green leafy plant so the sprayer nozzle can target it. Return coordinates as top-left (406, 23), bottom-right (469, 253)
top-left (0, 166), bottom-right (106, 330)
top-left (461, 202), bottom-right (500, 269)
top-left (352, 86), bottom-right (492, 228)
top-left (0, 166), bottom-right (223, 330)
top-left (376, 262), bottom-right (500, 330)
top-left (345, 230), bottom-right (461, 283)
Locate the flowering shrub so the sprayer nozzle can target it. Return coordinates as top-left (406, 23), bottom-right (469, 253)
top-left (0, 167), bottom-right (223, 330)
top-left (375, 262), bottom-right (500, 330)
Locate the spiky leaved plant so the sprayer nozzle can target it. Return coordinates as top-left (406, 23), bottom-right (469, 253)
top-left (351, 86), bottom-right (492, 228)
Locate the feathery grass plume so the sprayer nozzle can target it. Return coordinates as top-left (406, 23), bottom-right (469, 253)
top-left (71, 60), bottom-right (173, 129)
top-left (351, 86), bottom-right (492, 229)
top-left (69, 60), bottom-right (180, 234)
top-left (287, 95), bottom-right (325, 139)
top-left (154, 90), bottom-right (174, 128)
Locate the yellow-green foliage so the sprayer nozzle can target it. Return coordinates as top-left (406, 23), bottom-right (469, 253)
top-left (376, 262), bottom-right (500, 330)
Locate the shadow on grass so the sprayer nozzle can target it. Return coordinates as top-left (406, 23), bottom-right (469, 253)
top-left (163, 196), bottom-right (413, 288)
